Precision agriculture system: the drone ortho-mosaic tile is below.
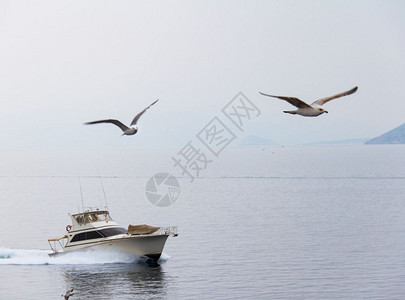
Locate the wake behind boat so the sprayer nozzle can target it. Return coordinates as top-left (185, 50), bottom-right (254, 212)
top-left (48, 208), bottom-right (177, 261)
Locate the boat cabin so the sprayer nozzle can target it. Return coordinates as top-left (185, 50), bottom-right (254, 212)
top-left (70, 210), bottom-right (113, 226)
top-left (66, 210), bottom-right (127, 244)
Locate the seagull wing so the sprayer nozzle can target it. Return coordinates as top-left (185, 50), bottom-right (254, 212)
top-left (63, 288), bottom-right (74, 297)
top-left (84, 119), bottom-right (129, 132)
top-left (312, 86), bottom-right (358, 106)
top-left (259, 92), bottom-right (312, 109)
top-left (130, 99), bottom-right (159, 126)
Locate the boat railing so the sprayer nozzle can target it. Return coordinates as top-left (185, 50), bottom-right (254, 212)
top-left (154, 226), bottom-right (178, 237)
top-left (48, 235), bottom-right (68, 254)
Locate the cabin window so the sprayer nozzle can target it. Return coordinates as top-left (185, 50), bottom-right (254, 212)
top-left (75, 215), bottom-right (84, 225)
top-left (97, 213), bottom-right (112, 222)
top-left (99, 227), bottom-right (127, 237)
top-left (88, 214), bottom-right (98, 222)
top-left (74, 212), bottom-right (112, 225)
top-left (70, 227), bottom-right (126, 242)
top-left (70, 230), bottom-right (104, 242)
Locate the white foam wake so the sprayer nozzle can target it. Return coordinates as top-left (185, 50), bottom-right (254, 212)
top-left (0, 248), bottom-right (170, 265)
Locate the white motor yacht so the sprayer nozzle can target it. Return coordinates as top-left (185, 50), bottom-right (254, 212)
top-left (48, 208), bottom-right (177, 261)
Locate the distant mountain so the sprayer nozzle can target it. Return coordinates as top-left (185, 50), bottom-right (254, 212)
top-left (365, 123), bottom-right (405, 144)
top-left (239, 135), bottom-right (278, 146)
top-left (306, 138), bottom-right (369, 145)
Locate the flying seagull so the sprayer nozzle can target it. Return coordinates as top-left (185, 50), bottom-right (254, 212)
top-left (85, 99), bottom-right (159, 135)
top-left (259, 86), bottom-right (358, 117)
top-left (62, 288), bottom-right (74, 300)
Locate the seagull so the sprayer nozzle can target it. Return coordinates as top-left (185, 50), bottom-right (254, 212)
top-left (85, 99), bottom-right (159, 135)
top-left (62, 288), bottom-right (74, 299)
top-left (259, 86), bottom-right (358, 117)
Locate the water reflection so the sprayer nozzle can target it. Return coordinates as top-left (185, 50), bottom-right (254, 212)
top-left (62, 261), bottom-right (168, 299)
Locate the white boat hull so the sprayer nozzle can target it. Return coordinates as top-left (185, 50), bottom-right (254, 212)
top-left (50, 234), bottom-right (169, 260)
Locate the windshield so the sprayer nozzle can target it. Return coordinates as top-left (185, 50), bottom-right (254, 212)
top-left (74, 211), bottom-right (112, 225)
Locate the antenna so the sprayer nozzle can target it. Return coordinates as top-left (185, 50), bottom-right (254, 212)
top-left (96, 167), bottom-right (108, 210)
top-left (79, 177), bottom-right (84, 212)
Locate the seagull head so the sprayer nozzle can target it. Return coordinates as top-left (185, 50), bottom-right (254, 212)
top-left (131, 125), bottom-right (139, 134)
top-left (319, 108), bottom-right (328, 114)
top-left (122, 126), bottom-right (138, 136)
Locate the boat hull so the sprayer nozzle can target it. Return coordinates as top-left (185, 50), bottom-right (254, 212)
top-left (49, 234), bottom-right (169, 260)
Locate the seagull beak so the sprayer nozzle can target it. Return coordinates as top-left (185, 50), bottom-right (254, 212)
top-left (325, 111), bottom-right (328, 113)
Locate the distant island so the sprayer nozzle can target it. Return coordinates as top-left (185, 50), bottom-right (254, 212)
top-left (238, 123), bottom-right (405, 146)
top-left (365, 123), bottom-right (405, 144)
top-left (239, 135), bottom-right (278, 146)
top-left (240, 135), bottom-right (368, 146)
top-left (306, 138), bottom-right (369, 145)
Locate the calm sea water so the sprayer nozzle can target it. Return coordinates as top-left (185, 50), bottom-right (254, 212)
top-left (0, 145), bottom-right (404, 299)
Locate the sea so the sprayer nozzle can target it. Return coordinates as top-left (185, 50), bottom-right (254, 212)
top-left (0, 145), bottom-right (404, 299)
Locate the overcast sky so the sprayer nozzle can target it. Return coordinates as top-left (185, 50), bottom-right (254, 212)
top-left (1, 0), bottom-right (404, 150)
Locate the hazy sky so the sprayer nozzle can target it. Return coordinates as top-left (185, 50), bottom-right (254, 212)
top-left (1, 0), bottom-right (404, 150)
